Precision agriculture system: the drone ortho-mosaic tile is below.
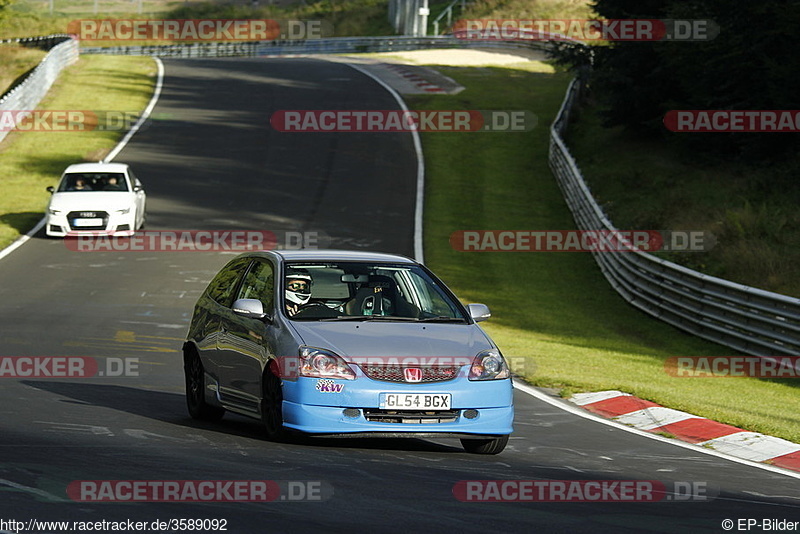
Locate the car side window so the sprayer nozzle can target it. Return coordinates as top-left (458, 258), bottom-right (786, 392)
top-left (206, 258), bottom-right (251, 308)
top-left (237, 260), bottom-right (275, 311)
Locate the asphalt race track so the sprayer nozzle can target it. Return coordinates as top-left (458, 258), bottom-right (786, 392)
top-left (0, 57), bottom-right (798, 533)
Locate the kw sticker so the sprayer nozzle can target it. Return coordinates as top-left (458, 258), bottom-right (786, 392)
top-left (315, 379), bottom-right (344, 393)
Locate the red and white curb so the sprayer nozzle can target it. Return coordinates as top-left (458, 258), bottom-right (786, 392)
top-left (385, 64), bottom-right (446, 93)
top-left (570, 390), bottom-right (800, 473)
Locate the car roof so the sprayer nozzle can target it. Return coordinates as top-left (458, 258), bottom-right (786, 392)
top-left (62, 162), bottom-right (130, 174)
top-left (270, 249), bottom-right (417, 264)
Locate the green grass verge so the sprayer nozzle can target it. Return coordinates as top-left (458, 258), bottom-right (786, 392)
top-left (0, 44), bottom-right (46, 96)
top-left (405, 61), bottom-right (800, 443)
top-left (0, 54), bottom-right (156, 249)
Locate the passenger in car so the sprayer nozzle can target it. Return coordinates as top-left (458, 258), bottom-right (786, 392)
top-left (103, 176), bottom-right (126, 191)
top-left (69, 178), bottom-right (92, 191)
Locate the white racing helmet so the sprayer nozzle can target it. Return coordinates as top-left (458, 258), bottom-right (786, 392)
top-left (285, 270), bottom-right (313, 306)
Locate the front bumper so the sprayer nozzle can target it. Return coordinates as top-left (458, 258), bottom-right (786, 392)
top-left (45, 211), bottom-right (136, 237)
top-left (281, 375), bottom-right (514, 436)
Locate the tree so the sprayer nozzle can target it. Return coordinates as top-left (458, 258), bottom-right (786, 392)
top-left (583, 0), bottom-right (800, 159)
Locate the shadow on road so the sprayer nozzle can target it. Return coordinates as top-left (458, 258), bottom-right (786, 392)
top-left (22, 380), bottom-right (464, 454)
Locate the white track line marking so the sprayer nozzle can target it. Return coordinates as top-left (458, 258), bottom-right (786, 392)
top-left (513, 379), bottom-right (800, 480)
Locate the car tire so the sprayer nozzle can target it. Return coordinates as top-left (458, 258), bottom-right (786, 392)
top-left (460, 435), bottom-right (509, 455)
top-left (185, 349), bottom-right (224, 422)
top-left (261, 369), bottom-right (286, 442)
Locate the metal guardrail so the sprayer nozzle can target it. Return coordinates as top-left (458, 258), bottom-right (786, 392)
top-left (0, 34), bottom-right (74, 49)
top-left (80, 35), bottom-right (549, 58)
top-left (549, 78), bottom-right (800, 357)
top-left (0, 35), bottom-right (79, 145)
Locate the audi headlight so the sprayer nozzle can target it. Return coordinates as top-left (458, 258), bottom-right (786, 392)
top-left (299, 346), bottom-right (355, 380)
top-left (468, 349), bottom-right (510, 381)
top-left (48, 208), bottom-right (61, 215)
top-left (116, 207), bottom-right (131, 214)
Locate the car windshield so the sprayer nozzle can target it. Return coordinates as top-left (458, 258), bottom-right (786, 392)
top-left (283, 261), bottom-right (467, 322)
top-left (58, 172), bottom-right (128, 192)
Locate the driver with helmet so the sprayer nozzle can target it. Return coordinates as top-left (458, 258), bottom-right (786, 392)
top-left (285, 270), bottom-right (313, 317)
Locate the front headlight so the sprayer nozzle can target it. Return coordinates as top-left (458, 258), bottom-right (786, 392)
top-left (299, 346), bottom-right (355, 380)
top-left (116, 207), bottom-right (131, 215)
top-left (468, 349), bottom-right (510, 381)
top-left (48, 208), bottom-right (61, 215)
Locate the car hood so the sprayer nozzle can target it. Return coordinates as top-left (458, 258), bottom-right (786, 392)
top-left (288, 321), bottom-right (494, 360)
top-left (49, 192), bottom-right (135, 212)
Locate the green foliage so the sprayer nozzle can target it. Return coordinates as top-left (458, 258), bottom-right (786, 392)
top-left (721, 200), bottom-right (789, 242)
top-left (547, 40), bottom-right (594, 74)
top-left (465, 0), bottom-right (595, 20)
top-left (0, 44), bottom-right (45, 96)
top-left (583, 0), bottom-right (800, 160)
top-left (0, 0), bottom-right (12, 21)
top-left (166, 0), bottom-right (394, 37)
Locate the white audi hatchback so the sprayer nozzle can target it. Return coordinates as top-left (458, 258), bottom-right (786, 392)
top-left (45, 162), bottom-right (146, 237)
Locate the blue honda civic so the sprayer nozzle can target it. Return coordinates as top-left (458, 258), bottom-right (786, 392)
top-left (183, 249), bottom-right (513, 454)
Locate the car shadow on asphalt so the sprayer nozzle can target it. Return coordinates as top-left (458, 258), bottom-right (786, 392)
top-left (22, 380), bottom-right (464, 454)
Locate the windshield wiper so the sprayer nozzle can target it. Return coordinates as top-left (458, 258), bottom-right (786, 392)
top-left (416, 316), bottom-right (467, 323)
top-left (318, 315), bottom-right (466, 323)
top-left (319, 315), bottom-right (420, 322)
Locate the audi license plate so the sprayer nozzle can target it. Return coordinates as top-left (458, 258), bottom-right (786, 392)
top-left (380, 393), bottom-right (451, 410)
top-left (73, 218), bottom-right (102, 227)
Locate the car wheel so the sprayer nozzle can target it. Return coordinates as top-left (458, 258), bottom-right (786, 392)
top-left (460, 435), bottom-right (509, 455)
top-left (185, 349), bottom-right (224, 421)
top-left (261, 369), bottom-right (286, 441)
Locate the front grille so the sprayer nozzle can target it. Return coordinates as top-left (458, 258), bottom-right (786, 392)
top-left (67, 210), bottom-right (109, 231)
top-left (363, 409), bottom-right (460, 424)
top-left (360, 364), bottom-right (460, 383)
